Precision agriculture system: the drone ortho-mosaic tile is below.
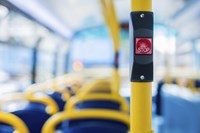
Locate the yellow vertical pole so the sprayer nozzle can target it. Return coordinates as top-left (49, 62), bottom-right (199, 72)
top-left (100, 0), bottom-right (120, 95)
top-left (131, 0), bottom-right (154, 133)
top-left (131, 83), bottom-right (153, 133)
top-left (131, 0), bottom-right (152, 12)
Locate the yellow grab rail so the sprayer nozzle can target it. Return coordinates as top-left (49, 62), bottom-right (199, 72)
top-left (46, 73), bottom-right (84, 94)
top-left (76, 79), bottom-right (112, 96)
top-left (26, 93), bottom-right (59, 114)
top-left (27, 82), bottom-right (71, 101)
top-left (56, 89), bottom-right (71, 101)
top-left (26, 83), bottom-right (47, 93)
top-left (131, 0), bottom-right (154, 133)
top-left (101, 0), bottom-right (121, 94)
top-left (0, 112), bottom-right (29, 133)
top-left (0, 93), bottom-right (58, 115)
top-left (42, 109), bottom-right (130, 133)
top-left (66, 93), bottom-right (129, 113)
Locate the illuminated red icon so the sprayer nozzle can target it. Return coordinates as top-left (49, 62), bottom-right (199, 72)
top-left (135, 38), bottom-right (152, 55)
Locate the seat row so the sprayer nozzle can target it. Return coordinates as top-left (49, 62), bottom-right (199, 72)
top-left (0, 76), bottom-right (130, 133)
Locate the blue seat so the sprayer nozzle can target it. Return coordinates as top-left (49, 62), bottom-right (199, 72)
top-left (155, 80), bottom-right (165, 116)
top-left (11, 102), bottom-right (51, 133)
top-left (162, 89), bottom-right (200, 133)
top-left (42, 109), bottom-right (130, 133)
top-left (195, 80), bottom-right (200, 88)
top-left (0, 124), bottom-right (14, 133)
top-left (48, 92), bottom-right (66, 111)
top-left (75, 100), bottom-right (120, 111)
top-left (61, 119), bottom-right (128, 133)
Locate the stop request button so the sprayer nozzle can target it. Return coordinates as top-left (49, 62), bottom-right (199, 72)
top-left (135, 38), bottom-right (152, 55)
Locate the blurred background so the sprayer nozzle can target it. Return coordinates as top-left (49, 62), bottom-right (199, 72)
top-left (0, 0), bottom-right (200, 133)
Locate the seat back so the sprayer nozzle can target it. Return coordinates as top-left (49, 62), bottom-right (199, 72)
top-left (66, 94), bottom-right (129, 113)
top-left (48, 92), bottom-right (66, 111)
top-left (12, 102), bottom-right (51, 133)
top-left (195, 80), bottom-right (200, 88)
top-left (76, 79), bottom-right (112, 96)
top-left (62, 119), bottom-right (128, 133)
top-left (0, 124), bottom-right (14, 133)
top-left (75, 100), bottom-right (120, 110)
top-left (0, 93), bottom-right (58, 133)
top-left (0, 112), bottom-right (29, 133)
top-left (26, 81), bottom-right (70, 112)
top-left (42, 109), bottom-right (130, 133)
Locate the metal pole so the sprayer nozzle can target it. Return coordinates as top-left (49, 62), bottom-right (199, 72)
top-left (130, 0), bottom-right (154, 133)
top-left (31, 38), bottom-right (42, 84)
top-left (53, 50), bottom-right (58, 77)
top-left (100, 0), bottom-right (120, 94)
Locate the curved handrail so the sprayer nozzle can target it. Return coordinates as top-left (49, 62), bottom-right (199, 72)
top-left (0, 112), bottom-right (29, 133)
top-left (0, 93), bottom-right (58, 114)
top-left (65, 93), bottom-right (129, 113)
top-left (26, 82), bottom-right (71, 101)
top-left (42, 109), bottom-right (130, 133)
top-left (76, 79), bottom-right (114, 96)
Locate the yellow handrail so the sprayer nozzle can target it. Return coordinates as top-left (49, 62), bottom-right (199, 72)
top-left (27, 81), bottom-right (71, 101)
top-left (0, 93), bottom-right (58, 115)
top-left (48, 73), bottom-right (84, 94)
top-left (76, 79), bottom-right (112, 96)
top-left (26, 93), bottom-right (59, 114)
top-left (65, 93), bottom-right (129, 113)
top-left (56, 89), bottom-right (71, 101)
top-left (42, 109), bottom-right (130, 133)
top-left (0, 112), bottom-right (29, 133)
top-left (101, 0), bottom-right (120, 94)
top-left (26, 83), bottom-right (47, 92)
